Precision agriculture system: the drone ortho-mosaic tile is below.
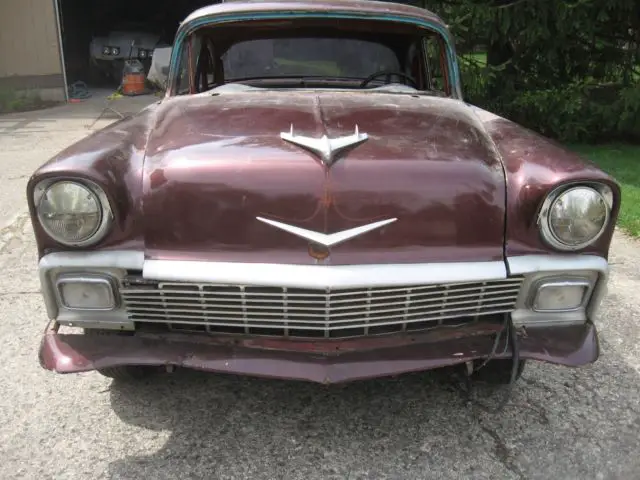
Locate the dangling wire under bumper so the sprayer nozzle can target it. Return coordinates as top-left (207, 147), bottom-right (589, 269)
top-left (461, 314), bottom-right (522, 413)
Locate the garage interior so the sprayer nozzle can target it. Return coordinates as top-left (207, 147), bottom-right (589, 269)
top-left (57, 0), bottom-right (217, 91)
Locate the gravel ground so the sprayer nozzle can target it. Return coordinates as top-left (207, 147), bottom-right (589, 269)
top-left (0, 102), bottom-right (638, 480)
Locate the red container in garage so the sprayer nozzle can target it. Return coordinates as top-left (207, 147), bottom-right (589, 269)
top-left (122, 59), bottom-right (146, 96)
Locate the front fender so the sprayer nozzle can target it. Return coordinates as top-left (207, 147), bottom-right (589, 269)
top-left (472, 107), bottom-right (620, 259)
top-left (26, 106), bottom-right (159, 257)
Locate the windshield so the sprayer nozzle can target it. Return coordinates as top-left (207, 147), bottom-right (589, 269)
top-left (222, 38), bottom-right (400, 80)
top-left (173, 20), bottom-right (452, 97)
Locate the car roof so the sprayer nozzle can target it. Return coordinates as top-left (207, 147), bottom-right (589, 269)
top-left (182, 0), bottom-right (445, 28)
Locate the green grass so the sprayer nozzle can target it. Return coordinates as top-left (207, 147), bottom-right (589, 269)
top-left (572, 143), bottom-right (640, 237)
top-left (460, 52), bottom-right (487, 67)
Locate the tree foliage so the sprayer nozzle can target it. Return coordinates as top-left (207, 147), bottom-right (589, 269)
top-left (415, 0), bottom-right (640, 142)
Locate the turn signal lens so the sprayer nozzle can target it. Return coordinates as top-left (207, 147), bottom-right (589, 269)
top-left (57, 276), bottom-right (115, 310)
top-left (533, 280), bottom-right (590, 312)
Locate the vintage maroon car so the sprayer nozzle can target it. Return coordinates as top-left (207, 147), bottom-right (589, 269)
top-left (30, 0), bottom-right (619, 386)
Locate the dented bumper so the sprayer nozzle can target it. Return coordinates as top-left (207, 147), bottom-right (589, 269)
top-left (39, 321), bottom-right (599, 384)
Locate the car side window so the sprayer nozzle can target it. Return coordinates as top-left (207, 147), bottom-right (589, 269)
top-left (175, 34), bottom-right (217, 95)
top-left (175, 35), bottom-right (200, 95)
top-left (175, 45), bottom-right (190, 95)
top-left (423, 35), bottom-right (448, 94)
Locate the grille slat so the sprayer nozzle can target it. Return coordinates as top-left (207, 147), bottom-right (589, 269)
top-left (122, 294), bottom-right (520, 319)
top-left (121, 280), bottom-right (522, 299)
top-left (127, 301), bottom-right (517, 324)
top-left (128, 307), bottom-right (516, 331)
top-left (121, 276), bottom-right (523, 338)
top-left (121, 286), bottom-right (522, 308)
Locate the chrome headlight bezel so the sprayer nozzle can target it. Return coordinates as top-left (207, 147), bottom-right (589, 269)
top-left (33, 178), bottom-right (114, 247)
top-left (538, 183), bottom-right (613, 251)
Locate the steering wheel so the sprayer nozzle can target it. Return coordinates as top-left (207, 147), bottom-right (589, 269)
top-left (360, 70), bottom-right (418, 89)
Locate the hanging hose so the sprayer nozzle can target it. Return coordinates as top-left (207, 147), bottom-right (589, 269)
top-left (68, 81), bottom-right (92, 101)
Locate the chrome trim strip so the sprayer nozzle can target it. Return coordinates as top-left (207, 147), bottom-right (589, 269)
top-left (142, 260), bottom-right (508, 289)
top-left (256, 217), bottom-right (397, 248)
top-left (39, 250), bottom-right (144, 271)
top-left (507, 254), bottom-right (608, 276)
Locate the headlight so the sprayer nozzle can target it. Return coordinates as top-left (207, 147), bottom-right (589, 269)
top-left (102, 46), bottom-right (111, 55)
top-left (139, 49), bottom-right (148, 59)
top-left (35, 180), bottom-right (113, 247)
top-left (111, 47), bottom-right (120, 55)
top-left (539, 185), bottom-right (611, 250)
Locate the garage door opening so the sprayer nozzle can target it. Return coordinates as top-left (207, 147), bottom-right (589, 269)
top-left (57, 0), bottom-right (216, 94)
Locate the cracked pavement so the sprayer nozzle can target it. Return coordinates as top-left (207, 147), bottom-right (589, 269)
top-left (0, 101), bottom-right (639, 480)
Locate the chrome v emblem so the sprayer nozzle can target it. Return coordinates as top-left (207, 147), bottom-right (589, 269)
top-left (280, 124), bottom-right (369, 167)
top-left (256, 217), bottom-right (397, 247)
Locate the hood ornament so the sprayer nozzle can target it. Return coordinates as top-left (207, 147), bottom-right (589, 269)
top-left (256, 217), bottom-right (396, 248)
top-left (280, 124), bottom-right (369, 167)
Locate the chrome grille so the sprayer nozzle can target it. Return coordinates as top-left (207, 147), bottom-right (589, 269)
top-left (120, 276), bottom-right (524, 338)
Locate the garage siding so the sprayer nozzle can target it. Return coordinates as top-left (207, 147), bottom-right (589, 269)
top-left (0, 0), bottom-right (65, 99)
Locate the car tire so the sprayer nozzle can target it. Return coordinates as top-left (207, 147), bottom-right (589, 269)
top-left (83, 329), bottom-right (160, 381)
top-left (472, 358), bottom-right (526, 385)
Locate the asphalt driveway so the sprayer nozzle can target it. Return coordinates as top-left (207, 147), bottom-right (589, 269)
top-left (0, 99), bottom-right (638, 480)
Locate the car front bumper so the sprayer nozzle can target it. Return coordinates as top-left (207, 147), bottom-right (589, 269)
top-left (39, 320), bottom-right (599, 383)
top-left (36, 250), bottom-right (608, 382)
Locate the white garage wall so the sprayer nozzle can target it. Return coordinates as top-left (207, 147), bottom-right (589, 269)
top-left (0, 0), bottom-right (66, 101)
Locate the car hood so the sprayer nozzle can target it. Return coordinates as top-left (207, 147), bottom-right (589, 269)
top-left (142, 90), bottom-right (506, 265)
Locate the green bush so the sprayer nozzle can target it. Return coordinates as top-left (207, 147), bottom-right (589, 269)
top-left (431, 0), bottom-right (640, 144)
top-left (492, 83), bottom-right (640, 143)
top-left (459, 60), bottom-right (640, 143)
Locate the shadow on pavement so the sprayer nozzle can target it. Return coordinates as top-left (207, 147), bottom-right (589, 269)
top-left (107, 341), bottom-right (640, 480)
